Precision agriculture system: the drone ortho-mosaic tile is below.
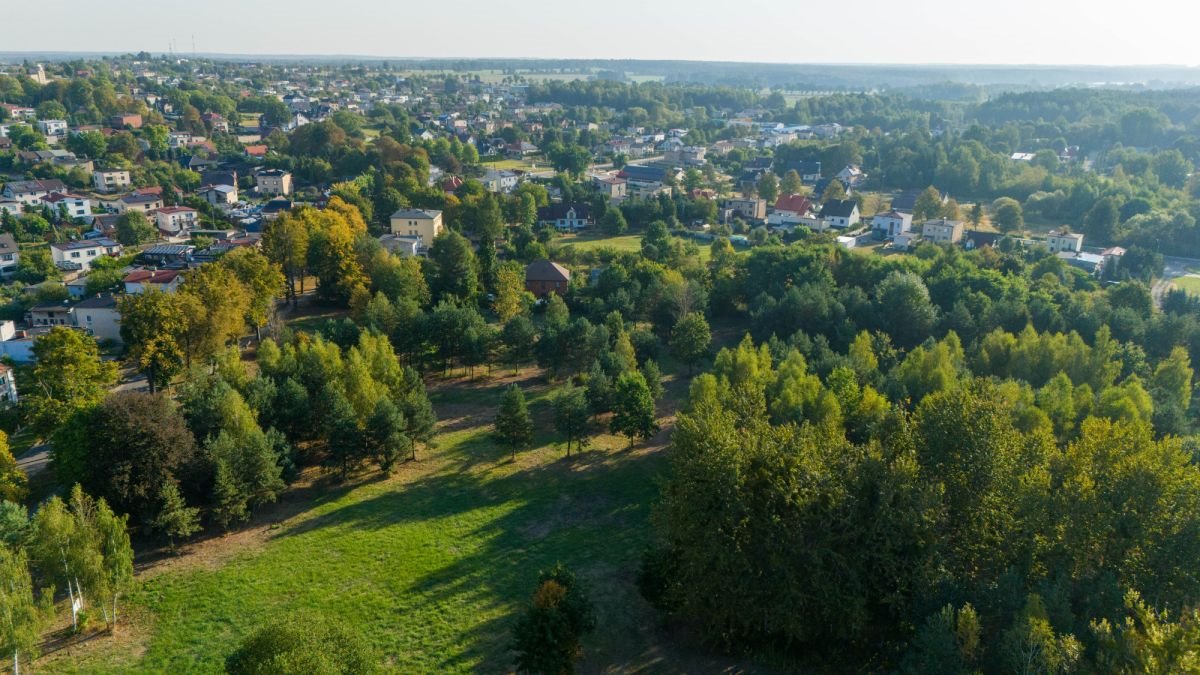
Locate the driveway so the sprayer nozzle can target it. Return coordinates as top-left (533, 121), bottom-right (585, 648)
top-left (16, 443), bottom-right (50, 478)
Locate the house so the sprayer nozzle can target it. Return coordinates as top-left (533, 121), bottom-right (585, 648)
top-left (2, 179), bottom-right (68, 206)
top-left (481, 168), bottom-right (519, 193)
top-left (871, 210), bottom-right (914, 240)
top-left (0, 201), bottom-right (19, 217)
top-left (389, 209), bottom-right (444, 245)
top-left (202, 112), bottom-right (230, 133)
top-left (0, 363), bottom-right (18, 407)
top-left (123, 268), bottom-right (184, 294)
top-left (537, 203), bottom-right (592, 232)
top-left (139, 243), bottom-right (193, 265)
top-left (72, 293), bottom-right (122, 344)
top-left (0, 234), bottom-right (19, 277)
top-left (377, 235), bottom-right (423, 258)
top-left (244, 144), bottom-right (269, 159)
top-left (664, 146), bottom-right (707, 166)
top-left (256, 169), bottom-right (293, 196)
top-left (50, 238), bottom-right (122, 271)
top-left (619, 164), bottom-right (681, 187)
top-left (115, 192), bottom-right (164, 214)
top-left (91, 213), bottom-right (120, 237)
top-left (506, 141), bottom-right (539, 157)
top-left (261, 197), bottom-right (292, 220)
top-left (525, 260), bottom-right (571, 297)
top-left (93, 169), bottom-right (131, 193)
top-left (153, 206), bottom-right (199, 235)
top-left (894, 232), bottom-right (921, 251)
top-left (775, 159), bottom-right (822, 183)
top-left (25, 301), bottom-right (72, 327)
top-left (819, 199), bottom-right (861, 229)
top-left (726, 198), bottom-right (767, 221)
top-left (768, 194), bottom-right (814, 227)
top-left (200, 170), bottom-right (238, 189)
top-left (963, 231), bottom-right (1004, 250)
top-left (109, 113), bottom-right (143, 129)
top-left (836, 164), bottom-right (866, 187)
top-left (890, 189), bottom-right (922, 214)
top-left (1058, 251), bottom-right (1105, 275)
top-left (44, 192), bottom-right (92, 220)
top-left (198, 185), bottom-right (238, 207)
top-left (36, 120), bottom-right (68, 139)
top-left (593, 175), bottom-right (628, 200)
top-left (1046, 228), bottom-right (1085, 254)
top-left (922, 218), bottom-right (965, 245)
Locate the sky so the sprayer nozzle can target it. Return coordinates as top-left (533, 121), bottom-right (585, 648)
top-left (8, 0), bottom-right (1200, 66)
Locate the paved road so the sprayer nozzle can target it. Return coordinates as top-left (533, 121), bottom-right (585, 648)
top-left (16, 443), bottom-right (50, 478)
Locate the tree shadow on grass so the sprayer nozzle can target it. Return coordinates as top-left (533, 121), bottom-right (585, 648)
top-left (263, 447), bottom-right (683, 671)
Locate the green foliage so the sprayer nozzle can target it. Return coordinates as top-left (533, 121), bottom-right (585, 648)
top-left (494, 384), bottom-right (533, 459)
top-left (609, 372), bottom-right (658, 446)
top-left (225, 613), bottom-right (378, 674)
top-left (511, 564), bottom-right (596, 675)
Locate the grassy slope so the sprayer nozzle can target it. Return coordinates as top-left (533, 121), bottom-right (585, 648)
top-left (46, 370), bottom-right (708, 674)
top-left (1172, 274), bottom-right (1200, 296)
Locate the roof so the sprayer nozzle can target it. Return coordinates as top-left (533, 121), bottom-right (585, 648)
top-left (123, 269), bottom-right (182, 284)
top-left (0, 234), bottom-right (15, 252)
top-left (257, 168), bottom-right (290, 178)
top-left (155, 206), bottom-right (196, 215)
top-left (819, 199), bottom-right (858, 218)
top-left (537, 203), bottom-right (592, 221)
top-left (923, 218), bottom-right (963, 228)
top-left (245, 145), bottom-right (269, 156)
top-left (618, 165), bottom-right (674, 183)
top-left (52, 238), bottom-right (119, 251)
top-left (774, 194), bottom-right (811, 214)
top-left (873, 210), bottom-right (911, 221)
top-left (4, 179), bottom-right (66, 194)
top-left (121, 193), bottom-right (161, 205)
top-left (390, 209), bottom-right (441, 220)
top-left (891, 190), bottom-right (921, 212)
top-left (75, 293), bottom-right (118, 310)
top-left (525, 260), bottom-right (571, 283)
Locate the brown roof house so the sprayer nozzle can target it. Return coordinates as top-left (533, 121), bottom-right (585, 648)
top-left (525, 260), bottom-right (570, 297)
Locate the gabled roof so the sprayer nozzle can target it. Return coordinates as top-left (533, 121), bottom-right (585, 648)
top-left (75, 293), bottom-right (118, 310)
top-left (123, 269), bottom-right (182, 284)
top-left (525, 260), bottom-right (570, 283)
top-left (537, 203), bottom-right (591, 221)
top-left (390, 209), bottom-right (441, 220)
top-left (120, 192), bottom-right (161, 205)
top-left (774, 194), bottom-right (811, 214)
top-left (819, 199), bottom-right (858, 218)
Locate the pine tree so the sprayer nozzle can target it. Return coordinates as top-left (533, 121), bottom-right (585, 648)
top-left (211, 460), bottom-right (248, 530)
top-left (364, 398), bottom-right (408, 473)
top-left (153, 481), bottom-right (201, 550)
top-left (610, 372), bottom-right (659, 447)
top-left (553, 386), bottom-right (590, 457)
top-left (494, 384), bottom-right (534, 461)
top-left (642, 359), bottom-right (664, 402)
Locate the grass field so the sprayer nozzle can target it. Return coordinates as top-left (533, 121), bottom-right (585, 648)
top-left (1172, 275), bottom-right (1200, 296)
top-left (554, 232), bottom-right (716, 262)
top-left (42, 362), bottom-right (740, 673)
top-left (479, 157), bottom-right (545, 171)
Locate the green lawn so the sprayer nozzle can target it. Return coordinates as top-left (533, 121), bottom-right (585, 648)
top-left (48, 373), bottom-right (703, 673)
top-left (1172, 275), bottom-right (1200, 296)
top-left (554, 232), bottom-right (716, 262)
top-left (480, 157), bottom-right (544, 171)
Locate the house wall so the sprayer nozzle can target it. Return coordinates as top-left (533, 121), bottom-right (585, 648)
top-left (74, 307), bottom-right (122, 344)
top-left (389, 214), bottom-right (443, 244)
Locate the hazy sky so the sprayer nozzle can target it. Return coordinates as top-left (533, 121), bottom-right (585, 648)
top-left (9, 0), bottom-right (1200, 65)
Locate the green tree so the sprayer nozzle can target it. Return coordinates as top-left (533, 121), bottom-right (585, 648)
top-left (0, 546), bottom-right (50, 674)
top-left (821, 179), bottom-right (847, 202)
top-left (669, 312), bottom-right (711, 374)
top-left (493, 262), bottom-right (529, 323)
top-left (511, 564), bottom-right (596, 675)
top-left (429, 231), bottom-right (479, 303)
top-left (118, 289), bottom-right (194, 392)
top-left (552, 386), bottom-right (590, 456)
top-left (756, 172), bottom-right (779, 203)
top-left (780, 169), bottom-right (804, 195)
top-left (26, 327), bottom-right (118, 435)
top-left (363, 398), bottom-right (408, 473)
top-left (0, 432), bottom-right (26, 503)
top-left (115, 210), bottom-right (157, 245)
top-left (151, 480), bottom-right (201, 550)
top-left (991, 197), bottom-right (1024, 234)
top-left (219, 247), bottom-right (286, 340)
top-left (502, 316), bottom-right (537, 374)
top-left (494, 384), bottom-right (534, 461)
top-left (262, 212), bottom-right (310, 306)
top-left (913, 186), bottom-right (943, 222)
top-left (610, 372), bottom-right (658, 446)
top-left (600, 208), bottom-right (627, 235)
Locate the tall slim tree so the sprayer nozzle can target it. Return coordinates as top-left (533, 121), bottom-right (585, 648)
top-left (494, 384), bottom-right (534, 461)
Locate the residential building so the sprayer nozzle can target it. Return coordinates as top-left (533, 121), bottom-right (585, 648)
top-left (123, 268), bottom-right (184, 294)
top-left (72, 293), bottom-right (122, 344)
top-left (481, 168), bottom-right (519, 193)
top-left (389, 209), bottom-right (444, 245)
top-left (115, 192), bottom-right (164, 214)
top-left (244, 144), bottom-right (269, 159)
top-left (593, 174), bottom-right (627, 200)
top-left (153, 206), bottom-right (199, 235)
top-left (25, 301), bottom-right (72, 327)
top-left (0, 234), bottom-right (19, 278)
top-left (93, 169), bottom-right (131, 193)
top-left (109, 113), bottom-right (143, 129)
top-left (525, 260), bottom-right (571, 297)
top-left (2, 179), bottom-right (68, 206)
top-left (922, 218), bottom-right (965, 245)
top-left (663, 146), bottom-right (707, 166)
top-left (726, 198), bottom-right (767, 221)
top-left (1058, 251), bottom-right (1105, 275)
top-left (0, 364), bottom-right (18, 407)
top-left (871, 210), bottom-right (914, 240)
top-left (44, 192), bottom-right (91, 220)
top-left (819, 199), bottom-right (861, 229)
top-left (36, 119), bottom-right (68, 138)
top-left (377, 235), bottom-right (423, 258)
top-left (198, 184), bottom-right (238, 207)
top-left (768, 194), bottom-right (814, 227)
top-left (537, 203), bottom-right (592, 232)
top-left (50, 238), bottom-right (122, 271)
top-left (256, 169), bottom-right (293, 196)
top-left (836, 164), bottom-right (866, 187)
top-left (1046, 228), bottom-right (1085, 253)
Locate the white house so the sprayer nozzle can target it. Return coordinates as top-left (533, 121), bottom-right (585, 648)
top-left (123, 268), bottom-right (184, 294)
top-left (1046, 228), bottom-right (1085, 253)
top-left (50, 238), bottom-right (123, 271)
top-left (199, 184), bottom-right (239, 207)
top-left (2, 179), bottom-right (68, 206)
top-left (922, 218), bottom-right (965, 245)
top-left (115, 192), bottom-right (164, 214)
top-left (153, 206), bottom-right (199, 235)
top-left (36, 119), bottom-right (68, 139)
top-left (767, 194), bottom-right (814, 227)
top-left (481, 168), bottom-right (519, 193)
top-left (71, 293), bottom-right (123, 344)
top-left (44, 192), bottom-right (92, 220)
top-left (93, 169), bottom-right (131, 193)
top-left (819, 199), bottom-right (861, 229)
top-left (871, 210), bottom-right (914, 240)
top-left (537, 203), bottom-right (592, 232)
top-left (0, 234), bottom-right (19, 278)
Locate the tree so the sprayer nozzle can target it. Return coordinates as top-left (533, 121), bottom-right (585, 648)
top-left (89, 489), bottom-right (134, 628)
top-left (219, 247), bottom-right (286, 340)
top-left (913, 186), bottom-right (943, 222)
top-left (152, 480), bottom-right (200, 550)
top-left (669, 312), bottom-right (711, 374)
top-left (600, 208), bottom-right (627, 235)
top-left (992, 197), bottom-right (1024, 234)
top-left (118, 289), bottom-right (193, 392)
top-left (26, 327), bottom-right (118, 435)
top-left (502, 316), bottom-right (537, 374)
top-left (610, 372), bottom-right (658, 447)
top-left (0, 432), bottom-right (26, 503)
top-left (642, 359), bottom-right (664, 403)
top-left (0, 546), bottom-right (49, 675)
top-left (493, 262), bottom-right (529, 323)
top-left (780, 169), bottom-right (804, 196)
top-left (821, 179), bottom-right (847, 202)
top-left (511, 564), bottom-right (596, 675)
top-left (429, 231), bottom-right (479, 303)
top-left (495, 384), bottom-right (534, 461)
top-left (262, 212), bottom-right (310, 306)
top-left (969, 202), bottom-right (984, 229)
top-left (876, 272), bottom-right (938, 349)
top-left (226, 613), bottom-right (378, 674)
top-left (756, 172), bottom-right (779, 204)
top-left (363, 398), bottom-right (408, 473)
top-left (552, 386), bottom-right (590, 457)
top-left (324, 387), bottom-right (365, 481)
top-left (115, 211), bottom-right (156, 245)
top-left (179, 264), bottom-right (252, 367)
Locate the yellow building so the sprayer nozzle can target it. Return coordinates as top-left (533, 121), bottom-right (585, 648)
top-left (389, 209), bottom-right (444, 245)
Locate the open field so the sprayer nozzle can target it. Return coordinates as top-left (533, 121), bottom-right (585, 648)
top-left (40, 358), bottom-right (751, 673)
top-left (479, 157), bottom-right (546, 171)
top-left (1171, 274), bottom-right (1200, 296)
top-left (554, 232), bottom-right (717, 262)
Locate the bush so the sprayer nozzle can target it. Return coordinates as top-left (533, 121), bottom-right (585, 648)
top-left (511, 564), bottom-right (596, 675)
top-left (225, 614), bottom-right (377, 674)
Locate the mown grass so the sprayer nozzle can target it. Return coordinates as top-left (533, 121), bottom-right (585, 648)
top-left (555, 232), bottom-right (715, 262)
top-left (1172, 275), bottom-right (1200, 296)
top-left (49, 372), bottom-right (684, 673)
